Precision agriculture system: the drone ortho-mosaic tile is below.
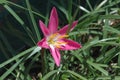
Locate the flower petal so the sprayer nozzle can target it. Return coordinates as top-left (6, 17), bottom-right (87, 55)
top-left (49, 45), bottom-right (61, 66)
top-left (39, 20), bottom-right (50, 37)
top-left (48, 7), bottom-right (58, 34)
top-left (37, 38), bottom-right (49, 49)
top-left (58, 21), bottom-right (78, 35)
top-left (59, 39), bottom-right (82, 50)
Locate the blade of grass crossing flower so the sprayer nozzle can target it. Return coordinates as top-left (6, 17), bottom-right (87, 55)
top-left (0, 46), bottom-right (36, 68)
top-left (26, 0), bottom-right (41, 41)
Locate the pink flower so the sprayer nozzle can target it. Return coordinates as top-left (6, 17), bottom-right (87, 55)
top-left (37, 7), bottom-right (82, 67)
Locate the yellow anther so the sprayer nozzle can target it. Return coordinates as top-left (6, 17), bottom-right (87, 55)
top-left (56, 41), bottom-right (67, 45)
top-left (47, 33), bottom-right (68, 48)
top-left (54, 41), bottom-right (67, 48)
top-left (58, 34), bottom-right (69, 39)
top-left (49, 33), bottom-right (58, 40)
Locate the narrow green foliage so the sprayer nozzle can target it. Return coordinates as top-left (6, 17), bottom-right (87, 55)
top-left (0, 0), bottom-right (6, 4)
top-left (26, 0), bottom-right (41, 41)
top-left (1, 0), bottom-right (120, 80)
top-left (4, 4), bottom-right (24, 25)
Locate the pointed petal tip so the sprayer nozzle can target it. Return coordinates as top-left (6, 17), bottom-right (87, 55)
top-left (51, 7), bottom-right (57, 12)
top-left (39, 20), bottom-right (45, 25)
top-left (56, 63), bottom-right (60, 67)
top-left (52, 7), bottom-right (57, 10)
top-left (48, 7), bottom-right (58, 33)
top-left (74, 20), bottom-right (78, 24)
top-left (58, 20), bottom-right (78, 34)
top-left (78, 44), bottom-right (82, 49)
top-left (39, 20), bottom-right (43, 26)
top-left (39, 20), bottom-right (50, 37)
top-left (39, 20), bottom-right (42, 23)
top-left (39, 20), bottom-right (41, 22)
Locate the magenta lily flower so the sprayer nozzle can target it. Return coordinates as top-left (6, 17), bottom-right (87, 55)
top-left (37, 7), bottom-right (82, 66)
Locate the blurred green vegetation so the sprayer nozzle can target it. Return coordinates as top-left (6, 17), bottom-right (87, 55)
top-left (0, 0), bottom-right (120, 80)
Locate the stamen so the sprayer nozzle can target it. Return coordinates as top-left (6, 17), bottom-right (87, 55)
top-left (54, 41), bottom-right (67, 48)
top-left (58, 34), bottom-right (69, 39)
top-left (49, 33), bottom-right (58, 40)
top-left (47, 33), bottom-right (68, 48)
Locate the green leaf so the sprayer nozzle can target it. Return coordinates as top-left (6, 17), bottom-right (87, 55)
top-left (95, 0), bottom-right (107, 10)
top-left (3, 4), bottom-right (36, 44)
top-left (0, 0), bottom-right (6, 4)
top-left (65, 70), bottom-right (87, 80)
top-left (0, 58), bottom-right (23, 79)
top-left (6, 1), bottom-right (46, 19)
top-left (42, 70), bottom-right (58, 80)
top-left (105, 26), bottom-right (120, 34)
top-left (87, 60), bottom-right (108, 76)
top-left (4, 4), bottom-right (24, 25)
top-left (0, 46), bottom-right (36, 68)
top-left (26, 0), bottom-right (41, 41)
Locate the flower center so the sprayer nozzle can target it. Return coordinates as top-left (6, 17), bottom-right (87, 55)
top-left (47, 33), bottom-right (68, 48)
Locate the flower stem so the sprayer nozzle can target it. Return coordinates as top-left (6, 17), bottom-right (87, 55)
top-left (41, 48), bottom-right (46, 75)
